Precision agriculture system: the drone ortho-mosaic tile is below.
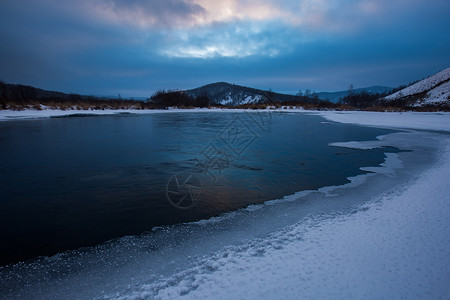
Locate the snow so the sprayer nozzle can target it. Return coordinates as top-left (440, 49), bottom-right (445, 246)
top-left (384, 67), bottom-right (450, 104)
top-left (117, 138), bottom-right (450, 300)
top-left (318, 110), bottom-right (450, 132)
top-left (422, 80), bottom-right (450, 105)
top-left (217, 94), bottom-right (262, 106)
top-left (240, 95), bottom-right (262, 105)
top-left (219, 93), bottom-right (233, 105)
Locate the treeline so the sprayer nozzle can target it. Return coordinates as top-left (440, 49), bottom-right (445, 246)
top-left (236, 90), bottom-right (338, 109)
top-left (339, 90), bottom-right (450, 111)
top-left (149, 90), bottom-right (212, 108)
top-left (339, 91), bottom-right (389, 109)
top-left (0, 81), bottom-right (155, 110)
top-left (148, 89), bottom-right (338, 109)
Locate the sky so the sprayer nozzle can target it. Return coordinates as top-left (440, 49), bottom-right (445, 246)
top-left (0, 0), bottom-right (449, 97)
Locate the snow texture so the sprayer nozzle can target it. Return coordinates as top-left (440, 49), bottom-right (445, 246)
top-left (423, 80), bottom-right (450, 104)
top-left (218, 93), bottom-right (262, 106)
top-left (384, 67), bottom-right (450, 105)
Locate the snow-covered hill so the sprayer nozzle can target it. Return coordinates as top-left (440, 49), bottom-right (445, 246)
top-left (384, 67), bottom-right (450, 106)
top-left (186, 82), bottom-right (299, 106)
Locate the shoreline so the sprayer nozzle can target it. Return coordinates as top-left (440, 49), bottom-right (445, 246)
top-left (1, 108), bottom-right (450, 132)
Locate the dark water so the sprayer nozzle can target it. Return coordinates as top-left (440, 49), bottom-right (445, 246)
top-left (0, 112), bottom-right (397, 266)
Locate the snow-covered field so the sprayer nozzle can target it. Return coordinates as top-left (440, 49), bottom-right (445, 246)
top-left (1, 110), bottom-right (449, 299)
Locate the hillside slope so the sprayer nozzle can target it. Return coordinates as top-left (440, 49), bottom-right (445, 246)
top-left (186, 82), bottom-right (301, 106)
top-left (384, 67), bottom-right (450, 106)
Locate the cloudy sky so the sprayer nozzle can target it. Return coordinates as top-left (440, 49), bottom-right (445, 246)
top-left (0, 0), bottom-right (449, 97)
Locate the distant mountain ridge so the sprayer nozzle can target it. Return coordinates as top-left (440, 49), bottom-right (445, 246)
top-left (383, 67), bottom-right (450, 106)
top-left (0, 82), bottom-right (151, 110)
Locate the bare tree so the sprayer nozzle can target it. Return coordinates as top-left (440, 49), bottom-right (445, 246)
top-left (348, 83), bottom-right (354, 97)
top-left (304, 89), bottom-right (311, 97)
top-left (0, 80), bottom-right (6, 109)
top-left (17, 85), bottom-right (37, 102)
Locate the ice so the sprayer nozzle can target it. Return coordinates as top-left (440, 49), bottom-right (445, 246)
top-left (318, 111), bottom-right (450, 132)
top-left (329, 140), bottom-right (383, 150)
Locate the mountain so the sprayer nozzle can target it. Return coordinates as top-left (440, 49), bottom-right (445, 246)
top-left (383, 67), bottom-right (450, 106)
top-left (0, 82), bottom-right (69, 101)
top-left (313, 86), bottom-right (393, 103)
top-left (186, 82), bottom-right (300, 106)
top-left (0, 82), bottom-right (152, 110)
